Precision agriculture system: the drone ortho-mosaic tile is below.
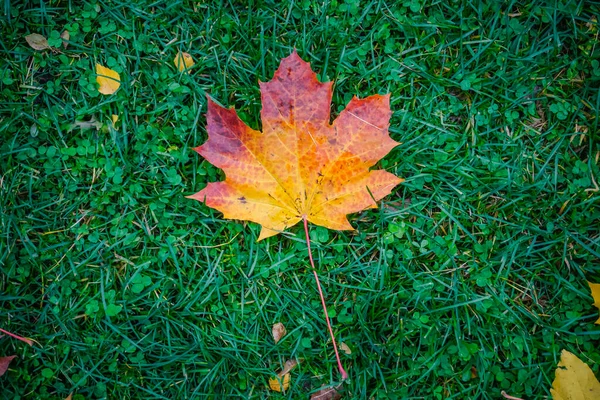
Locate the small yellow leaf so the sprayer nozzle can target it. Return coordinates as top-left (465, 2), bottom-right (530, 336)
top-left (272, 322), bottom-right (286, 344)
top-left (95, 64), bottom-right (120, 95)
top-left (111, 114), bottom-right (119, 125)
top-left (269, 373), bottom-right (290, 392)
top-left (268, 359), bottom-right (297, 392)
top-left (25, 33), bottom-right (50, 51)
top-left (589, 281), bottom-right (600, 325)
top-left (174, 51), bottom-right (194, 72)
top-left (340, 342), bottom-right (351, 355)
top-left (550, 350), bottom-right (600, 400)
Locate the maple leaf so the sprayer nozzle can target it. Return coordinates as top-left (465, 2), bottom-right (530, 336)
top-left (551, 350), bottom-right (600, 400)
top-left (188, 51), bottom-right (403, 240)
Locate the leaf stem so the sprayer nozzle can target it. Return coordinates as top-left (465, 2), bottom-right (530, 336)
top-left (302, 216), bottom-right (348, 380)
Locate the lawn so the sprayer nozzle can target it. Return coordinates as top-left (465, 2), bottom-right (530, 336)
top-left (1, 1), bottom-right (600, 399)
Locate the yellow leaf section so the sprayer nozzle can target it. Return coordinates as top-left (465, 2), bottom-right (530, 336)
top-left (95, 64), bottom-right (120, 95)
top-left (589, 281), bottom-right (600, 324)
top-left (551, 350), bottom-right (600, 400)
top-left (268, 374), bottom-right (290, 392)
top-left (188, 51), bottom-right (403, 240)
top-left (174, 52), bottom-right (194, 72)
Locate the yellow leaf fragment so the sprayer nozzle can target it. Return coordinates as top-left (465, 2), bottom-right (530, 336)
top-left (111, 114), bottom-right (119, 125)
top-left (340, 342), bottom-right (351, 355)
top-left (25, 33), bottom-right (50, 51)
top-left (95, 64), bottom-right (120, 95)
top-left (589, 281), bottom-right (600, 325)
top-left (551, 350), bottom-right (600, 400)
top-left (269, 373), bottom-right (290, 392)
top-left (268, 359), bottom-right (297, 392)
top-left (272, 322), bottom-right (286, 344)
top-left (174, 51), bottom-right (194, 72)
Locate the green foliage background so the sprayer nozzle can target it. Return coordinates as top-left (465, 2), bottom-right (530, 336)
top-left (1, 0), bottom-right (599, 398)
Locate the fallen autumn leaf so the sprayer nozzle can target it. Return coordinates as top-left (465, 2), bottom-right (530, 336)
top-left (550, 349), bottom-right (600, 400)
top-left (174, 51), bottom-right (194, 72)
top-left (95, 63), bottom-right (120, 95)
top-left (25, 33), bottom-right (50, 51)
top-left (339, 342), bottom-right (351, 355)
top-left (269, 373), bottom-right (290, 392)
top-left (0, 355), bottom-right (17, 377)
top-left (280, 359), bottom-right (298, 375)
top-left (272, 322), bottom-right (286, 344)
top-left (310, 385), bottom-right (342, 400)
top-left (60, 30), bottom-right (69, 49)
top-left (188, 50), bottom-right (403, 240)
top-left (268, 359), bottom-right (298, 393)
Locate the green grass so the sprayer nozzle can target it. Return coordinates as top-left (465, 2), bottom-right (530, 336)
top-left (1, 0), bottom-right (600, 398)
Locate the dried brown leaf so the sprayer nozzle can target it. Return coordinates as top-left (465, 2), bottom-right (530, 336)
top-left (339, 342), bottom-right (351, 355)
top-left (272, 322), bottom-right (286, 344)
top-left (25, 33), bottom-right (50, 51)
top-left (279, 359), bottom-right (298, 376)
top-left (470, 366), bottom-right (478, 379)
top-left (60, 31), bottom-right (70, 49)
top-left (311, 386), bottom-right (342, 400)
top-left (0, 355), bottom-right (17, 377)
